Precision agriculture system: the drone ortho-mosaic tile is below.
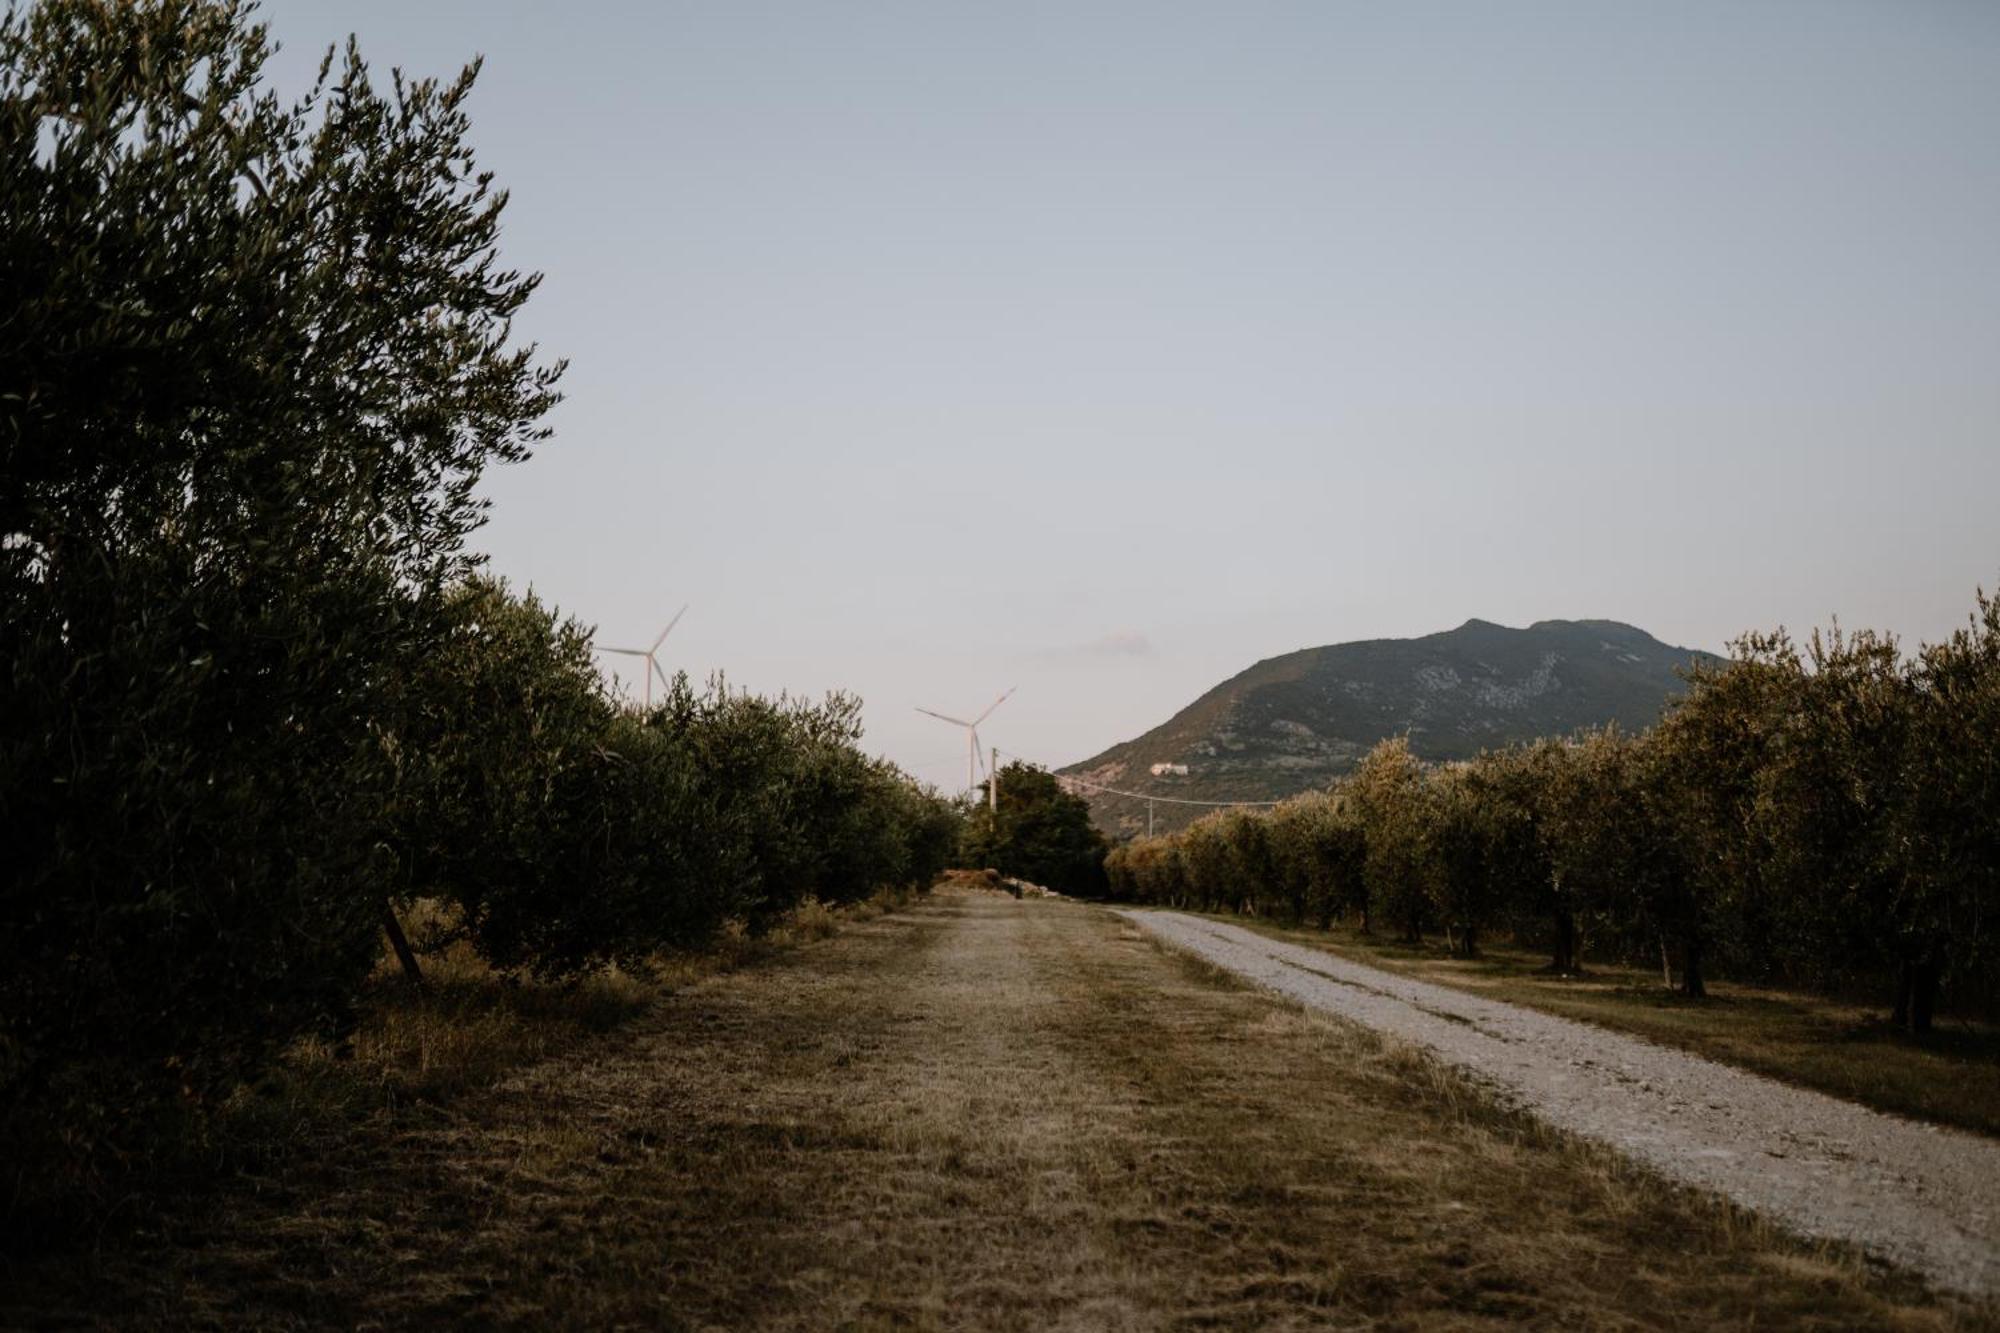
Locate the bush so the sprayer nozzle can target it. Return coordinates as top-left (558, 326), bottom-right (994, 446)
top-left (961, 762), bottom-right (1107, 895)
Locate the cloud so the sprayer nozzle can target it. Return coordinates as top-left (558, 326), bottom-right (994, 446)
top-left (1082, 629), bottom-right (1155, 658)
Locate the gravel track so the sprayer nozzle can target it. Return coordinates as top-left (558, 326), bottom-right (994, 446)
top-left (1121, 909), bottom-right (2000, 1298)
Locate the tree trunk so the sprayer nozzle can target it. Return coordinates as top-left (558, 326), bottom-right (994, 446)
top-left (1680, 931), bottom-right (1705, 999)
top-left (1659, 935), bottom-right (1674, 990)
top-left (1462, 924), bottom-right (1479, 959)
top-left (1892, 960), bottom-right (1912, 1028)
top-left (1910, 961), bottom-right (1939, 1035)
top-left (1547, 909), bottom-right (1576, 975)
top-left (381, 902), bottom-right (424, 986)
top-left (1358, 904), bottom-right (1371, 936)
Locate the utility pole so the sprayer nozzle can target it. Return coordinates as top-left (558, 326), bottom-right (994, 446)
top-left (990, 746), bottom-right (999, 813)
top-left (1147, 797), bottom-right (1155, 838)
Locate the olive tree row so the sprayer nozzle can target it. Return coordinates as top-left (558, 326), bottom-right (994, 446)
top-left (5, 0), bottom-right (560, 1204)
top-left (1, 2), bottom-right (960, 1229)
top-left (1108, 589), bottom-right (2000, 1030)
top-left (388, 580), bottom-right (963, 982)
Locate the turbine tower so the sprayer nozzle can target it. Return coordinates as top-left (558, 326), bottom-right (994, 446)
top-left (598, 604), bottom-right (688, 709)
top-left (916, 687), bottom-right (1015, 795)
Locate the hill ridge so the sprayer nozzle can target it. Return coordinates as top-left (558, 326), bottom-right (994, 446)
top-left (1061, 617), bottom-right (1718, 836)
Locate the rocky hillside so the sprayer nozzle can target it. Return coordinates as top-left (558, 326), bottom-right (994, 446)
top-left (1061, 618), bottom-right (1720, 838)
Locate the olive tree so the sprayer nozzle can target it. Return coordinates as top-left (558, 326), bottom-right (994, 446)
top-left (1896, 592), bottom-right (2000, 1030)
top-left (1, 0), bottom-right (560, 1199)
top-left (1645, 649), bottom-right (1792, 996)
top-left (1346, 738), bottom-right (1434, 943)
top-left (960, 761), bottom-right (1107, 896)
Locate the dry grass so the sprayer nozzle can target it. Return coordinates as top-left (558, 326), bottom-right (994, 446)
top-left (0, 892), bottom-right (906, 1270)
top-left (1201, 914), bottom-right (2000, 1139)
top-left (8, 890), bottom-right (1987, 1328)
top-left (223, 896), bottom-right (890, 1148)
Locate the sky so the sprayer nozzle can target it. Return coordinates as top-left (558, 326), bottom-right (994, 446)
top-left (257, 1), bottom-right (2000, 791)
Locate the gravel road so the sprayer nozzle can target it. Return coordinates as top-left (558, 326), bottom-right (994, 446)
top-left (1121, 909), bottom-right (2000, 1299)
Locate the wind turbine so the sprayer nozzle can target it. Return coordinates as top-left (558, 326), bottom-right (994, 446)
top-left (598, 605), bottom-right (687, 708)
top-left (916, 686), bottom-right (1015, 795)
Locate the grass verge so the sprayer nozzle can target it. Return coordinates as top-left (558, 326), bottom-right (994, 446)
top-left (2, 889), bottom-right (916, 1263)
top-left (235, 887), bottom-right (917, 1147)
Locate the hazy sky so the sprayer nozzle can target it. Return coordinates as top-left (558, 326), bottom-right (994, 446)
top-left (259, 1), bottom-right (1999, 790)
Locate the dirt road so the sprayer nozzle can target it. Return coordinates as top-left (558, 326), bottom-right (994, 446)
top-left (1124, 908), bottom-right (2000, 1300)
top-left (10, 892), bottom-right (1965, 1328)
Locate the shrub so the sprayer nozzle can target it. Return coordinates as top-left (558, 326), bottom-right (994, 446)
top-left (961, 762), bottom-right (1107, 895)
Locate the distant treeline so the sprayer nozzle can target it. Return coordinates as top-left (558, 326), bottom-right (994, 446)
top-left (1, 1), bottom-right (958, 1224)
top-left (1106, 597), bottom-right (2000, 1031)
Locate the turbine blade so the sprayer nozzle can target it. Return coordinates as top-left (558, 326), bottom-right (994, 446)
top-left (651, 604), bottom-right (689, 652)
top-left (915, 707), bottom-right (972, 726)
top-left (972, 686), bottom-right (1017, 726)
top-left (651, 654), bottom-right (672, 694)
top-left (597, 646), bottom-right (646, 657)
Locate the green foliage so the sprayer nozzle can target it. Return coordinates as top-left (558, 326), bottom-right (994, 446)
top-left (1105, 834), bottom-right (1189, 906)
top-left (1261, 798), bottom-right (1320, 923)
top-left (1346, 738), bottom-right (1433, 941)
top-left (1465, 741), bottom-right (1562, 957)
top-left (1644, 645), bottom-right (1794, 994)
top-left (0, 3), bottom-right (965, 1234)
top-left (1423, 768), bottom-right (1497, 956)
top-left (1251, 793), bottom-right (1366, 927)
top-left (1176, 813), bottom-right (1235, 911)
top-left (961, 762), bottom-right (1107, 895)
top-left (387, 578), bottom-right (648, 975)
top-left (1737, 629), bottom-right (1907, 991)
top-left (1534, 728), bottom-right (1662, 973)
top-left (2, 0), bottom-right (558, 1199)
top-left (1890, 594), bottom-right (2000, 1026)
top-left (388, 605), bottom-right (968, 979)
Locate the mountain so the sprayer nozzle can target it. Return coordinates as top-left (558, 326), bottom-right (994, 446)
top-left (1060, 618), bottom-right (1722, 838)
